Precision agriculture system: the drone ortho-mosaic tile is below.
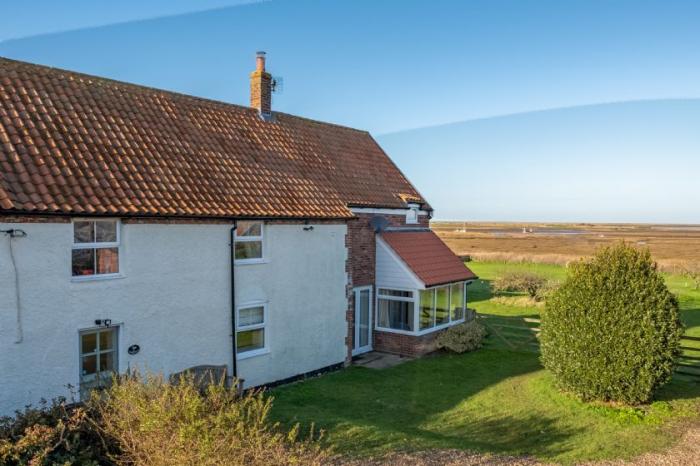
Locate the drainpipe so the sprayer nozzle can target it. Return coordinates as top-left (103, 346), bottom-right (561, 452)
top-left (1, 229), bottom-right (27, 344)
top-left (230, 222), bottom-right (238, 380)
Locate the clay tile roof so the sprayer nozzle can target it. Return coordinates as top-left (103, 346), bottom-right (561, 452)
top-left (381, 230), bottom-right (477, 287)
top-left (0, 57), bottom-right (428, 219)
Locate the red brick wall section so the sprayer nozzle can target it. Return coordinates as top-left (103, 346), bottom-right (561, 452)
top-left (346, 212), bottom-right (429, 287)
top-left (372, 329), bottom-right (443, 357)
top-left (0, 215), bottom-right (70, 223)
top-left (344, 211), bottom-right (431, 361)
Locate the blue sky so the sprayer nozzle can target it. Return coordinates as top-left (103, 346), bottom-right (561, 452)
top-left (1, 0), bottom-right (699, 222)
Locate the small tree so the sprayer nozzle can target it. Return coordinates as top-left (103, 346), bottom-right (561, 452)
top-left (492, 271), bottom-right (548, 299)
top-left (680, 262), bottom-right (700, 290)
top-left (540, 243), bottom-right (683, 404)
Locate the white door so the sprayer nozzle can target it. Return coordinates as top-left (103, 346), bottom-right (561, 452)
top-left (353, 286), bottom-right (373, 355)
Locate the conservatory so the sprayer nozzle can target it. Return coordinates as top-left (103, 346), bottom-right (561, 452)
top-left (367, 230), bottom-right (477, 356)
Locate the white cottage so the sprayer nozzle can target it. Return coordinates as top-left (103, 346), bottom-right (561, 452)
top-left (0, 53), bottom-right (475, 415)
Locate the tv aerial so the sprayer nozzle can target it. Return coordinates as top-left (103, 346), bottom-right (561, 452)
top-left (271, 76), bottom-right (284, 94)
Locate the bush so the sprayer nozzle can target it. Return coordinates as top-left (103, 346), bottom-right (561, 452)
top-left (1, 374), bottom-right (328, 466)
top-left (679, 262), bottom-right (700, 290)
top-left (0, 396), bottom-right (111, 465)
top-left (492, 271), bottom-right (549, 300)
top-left (534, 279), bottom-right (560, 302)
top-left (436, 320), bottom-right (487, 353)
top-left (97, 373), bottom-right (327, 466)
top-left (540, 243), bottom-right (684, 404)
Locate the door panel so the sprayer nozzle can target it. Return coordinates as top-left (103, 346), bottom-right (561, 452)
top-left (353, 286), bottom-right (373, 355)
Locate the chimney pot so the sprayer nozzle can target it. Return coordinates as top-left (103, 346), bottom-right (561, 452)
top-left (255, 51), bottom-right (266, 71)
top-left (250, 51), bottom-right (272, 117)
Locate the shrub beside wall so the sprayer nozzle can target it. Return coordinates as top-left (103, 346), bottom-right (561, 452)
top-left (0, 397), bottom-right (111, 466)
top-left (436, 320), bottom-right (487, 353)
top-left (540, 243), bottom-right (683, 404)
top-left (0, 374), bottom-right (327, 466)
top-left (99, 374), bottom-right (327, 466)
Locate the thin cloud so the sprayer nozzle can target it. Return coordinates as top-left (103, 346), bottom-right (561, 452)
top-left (0, 0), bottom-right (270, 42)
top-left (376, 98), bottom-right (700, 137)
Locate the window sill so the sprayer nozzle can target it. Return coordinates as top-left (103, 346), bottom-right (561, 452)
top-left (234, 258), bottom-right (270, 266)
top-left (417, 319), bottom-right (466, 336)
top-left (376, 318), bottom-right (466, 337)
top-left (236, 348), bottom-right (270, 360)
top-left (71, 273), bottom-right (125, 283)
top-left (375, 326), bottom-right (416, 336)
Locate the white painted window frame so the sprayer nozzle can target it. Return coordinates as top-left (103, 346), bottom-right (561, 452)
top-left (375, 281), bottom-right (471, 336)
top-left (78, 326), bottom-right (119, 395)
top-left (236, 301), bottom-right (269, 359)
top-left (352, 286), bottom-right (374, 355)
top-left (406, 204), bottom-right (420, 224)
top-left (234, 221), bottom-right (266, 265)
top-left (71, 218), bottom-right (122, 281)
top-left (375, 286), bottom-right (417, 334)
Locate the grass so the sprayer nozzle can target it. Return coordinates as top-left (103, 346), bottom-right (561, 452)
top-left (270, 261), bottom-right (700, 464)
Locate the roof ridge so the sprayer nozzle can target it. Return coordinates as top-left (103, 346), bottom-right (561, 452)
top-left (0, 56), bottom-right (370, 135)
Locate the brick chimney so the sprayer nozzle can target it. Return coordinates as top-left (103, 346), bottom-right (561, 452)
top-left (250, 51), bottom-right (272, 117)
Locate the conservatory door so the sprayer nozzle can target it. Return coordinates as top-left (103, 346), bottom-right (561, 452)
top-left (353, 286), bottom-right (373, 355)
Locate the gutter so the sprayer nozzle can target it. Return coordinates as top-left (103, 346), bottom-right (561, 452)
top-left (423, 277), bottom-right (480, 288)
top-left (0, 210), bottom-right (351, 222)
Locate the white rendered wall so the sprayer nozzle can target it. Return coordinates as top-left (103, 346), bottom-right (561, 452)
top-left (375, 236), bottom-right (423, 291)
top-left (234, 224), bottom-right (348, 387)
top-left (0, 221), bottom-right (348, 415)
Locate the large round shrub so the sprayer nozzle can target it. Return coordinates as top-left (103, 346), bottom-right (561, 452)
top-left (540, 243), bottom-right (683, 404)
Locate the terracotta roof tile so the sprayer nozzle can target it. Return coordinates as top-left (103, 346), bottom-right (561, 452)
top-left (0, 57), bottom-right (427, 219)
top-left (381, 230), bottom-right (477, 287)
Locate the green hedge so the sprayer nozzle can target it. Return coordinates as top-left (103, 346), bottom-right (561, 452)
top-left (540, 243), bottom-right (683, 404)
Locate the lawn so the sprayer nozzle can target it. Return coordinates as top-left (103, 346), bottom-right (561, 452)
top-left (270, 261), bottom-right (700, 464)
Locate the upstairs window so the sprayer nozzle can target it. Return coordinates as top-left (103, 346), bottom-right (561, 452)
top-left (72, 220), bottom-right (120, 277)
top-left (235, 221), bottom-right (264, 262)
top-left (406, 206), bottom-right (419, 224)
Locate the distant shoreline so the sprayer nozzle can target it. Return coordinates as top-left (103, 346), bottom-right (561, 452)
top-left (432, 221), bottom-right (700, 228)
top-left (433, 221), bottom-right (700, 270)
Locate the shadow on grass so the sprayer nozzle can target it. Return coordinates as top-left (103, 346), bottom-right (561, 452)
top-left (680, 299), bottom-right (700, 333)
top-left (270, 349), bottom-right (583, 459)
top-left (466, 277), bottom-right (492, 304)
top-left (656, 375), bottom-right (700, 402)
top-left (323, 409), bottom-right (582, 460)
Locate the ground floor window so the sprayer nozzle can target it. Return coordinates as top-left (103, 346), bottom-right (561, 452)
top-left (420, 282), bottom-right (468, 331)
top-left (80, 327), bottom-right (118, 397)
top-left (450, 282), bottom-right (465, 321)
top-left (377, 288), bottom-right (415, 331)
top-left (237, 304), bottom-right (266, 356)
top-left (377, 282), bottom-right (470, 335)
